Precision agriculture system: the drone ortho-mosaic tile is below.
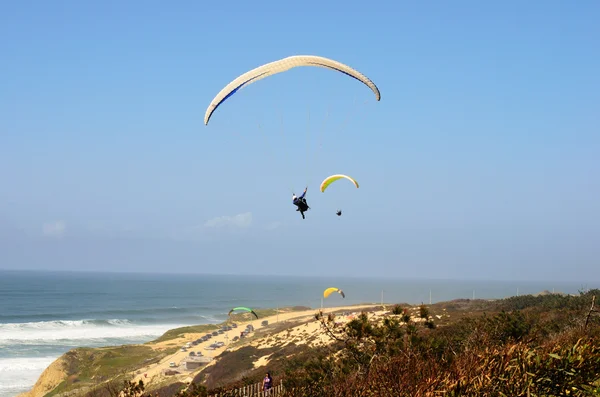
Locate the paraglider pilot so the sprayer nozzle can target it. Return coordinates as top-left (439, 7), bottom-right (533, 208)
top-left (292, 187), bottom-right (309, 219)
top-left (336, 210), bottom-right (342, 216)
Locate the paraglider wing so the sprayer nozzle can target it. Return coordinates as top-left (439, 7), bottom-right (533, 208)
top-left (323, 287), bottom-right (345, 299)
top-left (204, 55), bottom-right (381, 125)
top-left (228, 307), bottom-right (259, 320)
top-left (320, 174), bottom-right (360, 193)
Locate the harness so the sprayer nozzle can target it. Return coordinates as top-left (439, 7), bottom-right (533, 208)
top-left (296, 197), bottom-right (309, 211)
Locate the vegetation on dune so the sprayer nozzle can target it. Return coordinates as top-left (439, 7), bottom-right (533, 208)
top-left (195, 342), bottom-right (303, 390)
top-left (47, 345), bottom-right (167, 397)
top-left (278, 290), bottom-right (600, 397)
top-left (499, 291), bottom-right (593, 311)
top-left (153, 325), bottom-right (218, 344)
top-left (248, 308), bottom-right (279, 319)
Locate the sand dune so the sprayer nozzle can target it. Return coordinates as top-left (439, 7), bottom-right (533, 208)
top-left (132, 304), bottom-right (380, 386)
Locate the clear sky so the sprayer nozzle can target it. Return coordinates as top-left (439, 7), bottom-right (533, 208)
top-left (1, 1), bottom-right (598, 281)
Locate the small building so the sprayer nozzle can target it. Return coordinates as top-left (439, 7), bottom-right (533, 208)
top-left (184, 356), bottom-right (212, 371)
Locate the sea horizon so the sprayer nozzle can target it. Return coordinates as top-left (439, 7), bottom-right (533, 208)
top-left (2, 268), bottom-right (597, 285)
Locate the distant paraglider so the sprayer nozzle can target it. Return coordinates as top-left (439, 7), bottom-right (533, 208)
top-left (320, 175), bottom-right (359, 193)
top-left (320, 175), bottom-right (359, 217)
top-left (323, 287), bottom-right (345, 299)
top-left (228, 307), bottom-right (259, 320)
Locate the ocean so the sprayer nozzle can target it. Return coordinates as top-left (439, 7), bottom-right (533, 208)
top-left (0, 270), bottom-right (591, 397)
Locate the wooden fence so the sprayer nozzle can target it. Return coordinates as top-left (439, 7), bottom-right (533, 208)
top-left (209, 379), bottom-right (284, 397)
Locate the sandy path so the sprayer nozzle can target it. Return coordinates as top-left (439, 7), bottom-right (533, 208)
top-left (133, 304), bottom-right (379, 386)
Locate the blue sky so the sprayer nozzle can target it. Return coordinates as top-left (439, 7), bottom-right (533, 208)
top-left (1, 1), bottom-right (598, 281)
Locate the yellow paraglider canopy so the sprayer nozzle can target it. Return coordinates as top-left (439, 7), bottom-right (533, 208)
top-left (320, 175), bottom-right (359, 193)
top-left (323, 287), bottom-right (346, 299)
